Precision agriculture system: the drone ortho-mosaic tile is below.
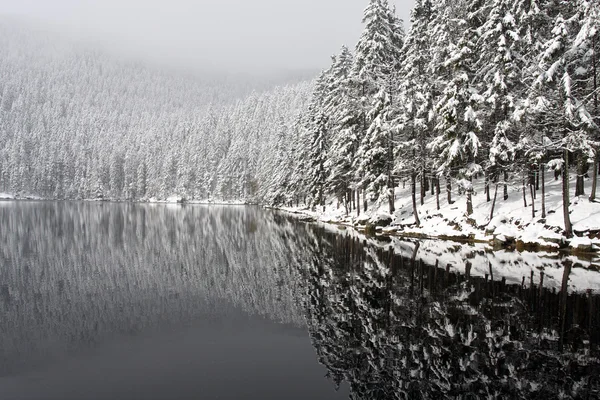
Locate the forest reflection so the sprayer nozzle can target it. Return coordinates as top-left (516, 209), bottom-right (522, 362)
top-left (0, 202), bottom-right (308, 376)
top-left (0, 202), bottom-right (599, 399)
top-left (301, 227), bottom-right (600, 399)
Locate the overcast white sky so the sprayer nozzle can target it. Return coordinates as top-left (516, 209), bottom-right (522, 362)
top-left (0, 0), bottom-right (414, 74)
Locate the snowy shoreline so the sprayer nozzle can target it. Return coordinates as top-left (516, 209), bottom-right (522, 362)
top-left (4, 176), bottom-right (600, 254)
top-left (274, 171), bottom-right (600, 253)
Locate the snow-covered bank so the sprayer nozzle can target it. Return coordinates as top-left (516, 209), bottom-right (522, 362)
top-left (0, 192), bottom-right (249, 206)
top-left (145, 196), bottom-right (247, 206)
top-left (0, 193), bottom-right (43, 201)
top-left (279, 171), bottom-right (600, 252)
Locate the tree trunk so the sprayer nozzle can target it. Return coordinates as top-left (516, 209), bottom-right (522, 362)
top-left (466, 189), bottom-right (473, 216)
top-left (541, 163), bottom-right (546, 219)
top-left (530, 184), bottom-right (535, 219)
top-left (591, 153), bottom-right (598, 202)
top-left (356, 189), bottom-right (360, 217)
top-left (430, 177), bottom-right (435, 195)
top-left (420, 174), bottom-right (425, 206)
top-left (412, 173), bottom-right (421, 227)
top-left (363, 193), bottom-right (367, 213)
top-left (388, 186), bottom-right (395, 214)
top-left (435, 178), bottom-right (440, 211)
top-left (575, 155), bottom-right (585, 197)
top-left (485, 172), bottom-right (491, 202)
top-left (446, 176), bottom-right (452, 204)
top-left (503, 171), bottom-right (508, 200)
top-left (489, 183), bottom-right (499, 222)
top-left (563, 149), bottom-right (573, 237)
top-left (522, 174), bottom-right (527, 208)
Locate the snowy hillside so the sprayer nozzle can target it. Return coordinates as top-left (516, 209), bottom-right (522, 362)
top-left (0, 19), bottom-right (312, 203)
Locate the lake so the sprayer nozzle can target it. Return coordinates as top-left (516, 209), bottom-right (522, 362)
top-left (0, 202), bottom-right (599, 399)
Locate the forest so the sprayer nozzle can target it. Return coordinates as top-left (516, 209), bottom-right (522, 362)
top-left (0, 0), bottom-right (599, 238)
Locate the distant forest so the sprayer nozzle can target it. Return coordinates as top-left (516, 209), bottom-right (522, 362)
top-left (1, 1), bottom-right (598, 234)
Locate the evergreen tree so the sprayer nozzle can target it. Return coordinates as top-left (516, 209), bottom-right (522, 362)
top-left (430, 0), bottom-right (486, 216)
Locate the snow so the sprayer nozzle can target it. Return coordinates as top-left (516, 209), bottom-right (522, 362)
top-left (147, 197), bottom-right (247, 206)
top-left (0, 193), bottom-right (42, 201)
top-left (280, 170), bottom-right (600, 250)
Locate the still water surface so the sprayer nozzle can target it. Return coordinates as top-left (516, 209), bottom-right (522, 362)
top-left (0, 202), bottom-right (599, 399)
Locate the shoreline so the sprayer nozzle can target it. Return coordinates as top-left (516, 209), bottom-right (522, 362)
top-left (2, 194), bottom-right (599, 255)
top-left (273, 206), bottom-right (600, 256)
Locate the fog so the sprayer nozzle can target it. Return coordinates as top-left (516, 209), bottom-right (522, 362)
top-left (0, 0), bottom-right (414, 74)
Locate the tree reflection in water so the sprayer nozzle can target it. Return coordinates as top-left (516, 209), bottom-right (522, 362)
top-left (299, 227), bottom-right (600, 400)
top-left (1, 202), bottom-right (599, 399)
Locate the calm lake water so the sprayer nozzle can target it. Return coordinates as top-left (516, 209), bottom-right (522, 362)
top-left (0, 202), bottom-right (599, 400)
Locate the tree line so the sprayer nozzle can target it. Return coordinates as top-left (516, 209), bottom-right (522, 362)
top-left (286, 0), bottom-right (599, 237)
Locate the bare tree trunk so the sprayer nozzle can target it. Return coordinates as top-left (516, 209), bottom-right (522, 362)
top-left (530, 184), bottom-right (535, 218)
top-left (435, 178), bottom-right (440, 211)
top-left (591, 153), bottom-right (598, 202)
top-left (575, 155), bottom-right (585, 197)
top-left (446, 176), bottom-right (452, 204)
top-left (420, 173), bottom-right (425, 206)
top-left (467, 189), bottom-right (473, 216)
top-left (541, 163), bottom-right (546, 218)
top-left (388, 186), bottom-right (395, 214)
top-left (363, 192), bottom-right (367, 213)
top-left (356, 189), bottom-right (360, 217)
top-left (503, 170), bottom-right (508, 200)
top-left (412, 172), bottom-right (420, 226)
top-left (563, 149), bottom-right (573, 237)
top-left (522, 173), bottom-right (528, 208)
top-left (489, 183), bottom-right (499, 222)
top-left (485, 172), bottom-right (491, 202)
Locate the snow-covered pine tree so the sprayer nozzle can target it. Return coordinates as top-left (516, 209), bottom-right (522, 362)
top-left (429, 0), bottom-right (486, 216)
top-left (324, 47), bottom-right (360, 213)
top-left (357, 89), bottom-right (398, 213)
top-left (302, 71), bottom-right (332, 211)
top-left (476, 0), bottom-right (523, 215)
top-left (353, 0), bottom-right (404, 213)
top-left (397, 0), bottom-right (436, 225)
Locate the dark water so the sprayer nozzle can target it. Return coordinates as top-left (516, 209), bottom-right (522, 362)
top-left (0, 202), bottom-right (599, 400)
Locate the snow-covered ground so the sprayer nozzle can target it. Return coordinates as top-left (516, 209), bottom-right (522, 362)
top-left (146, 197), bottom-right (247, 205)
top-left (0, 193), bottom-right (43, 201)
top-left (281, 171), bottom-right (600, 251)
